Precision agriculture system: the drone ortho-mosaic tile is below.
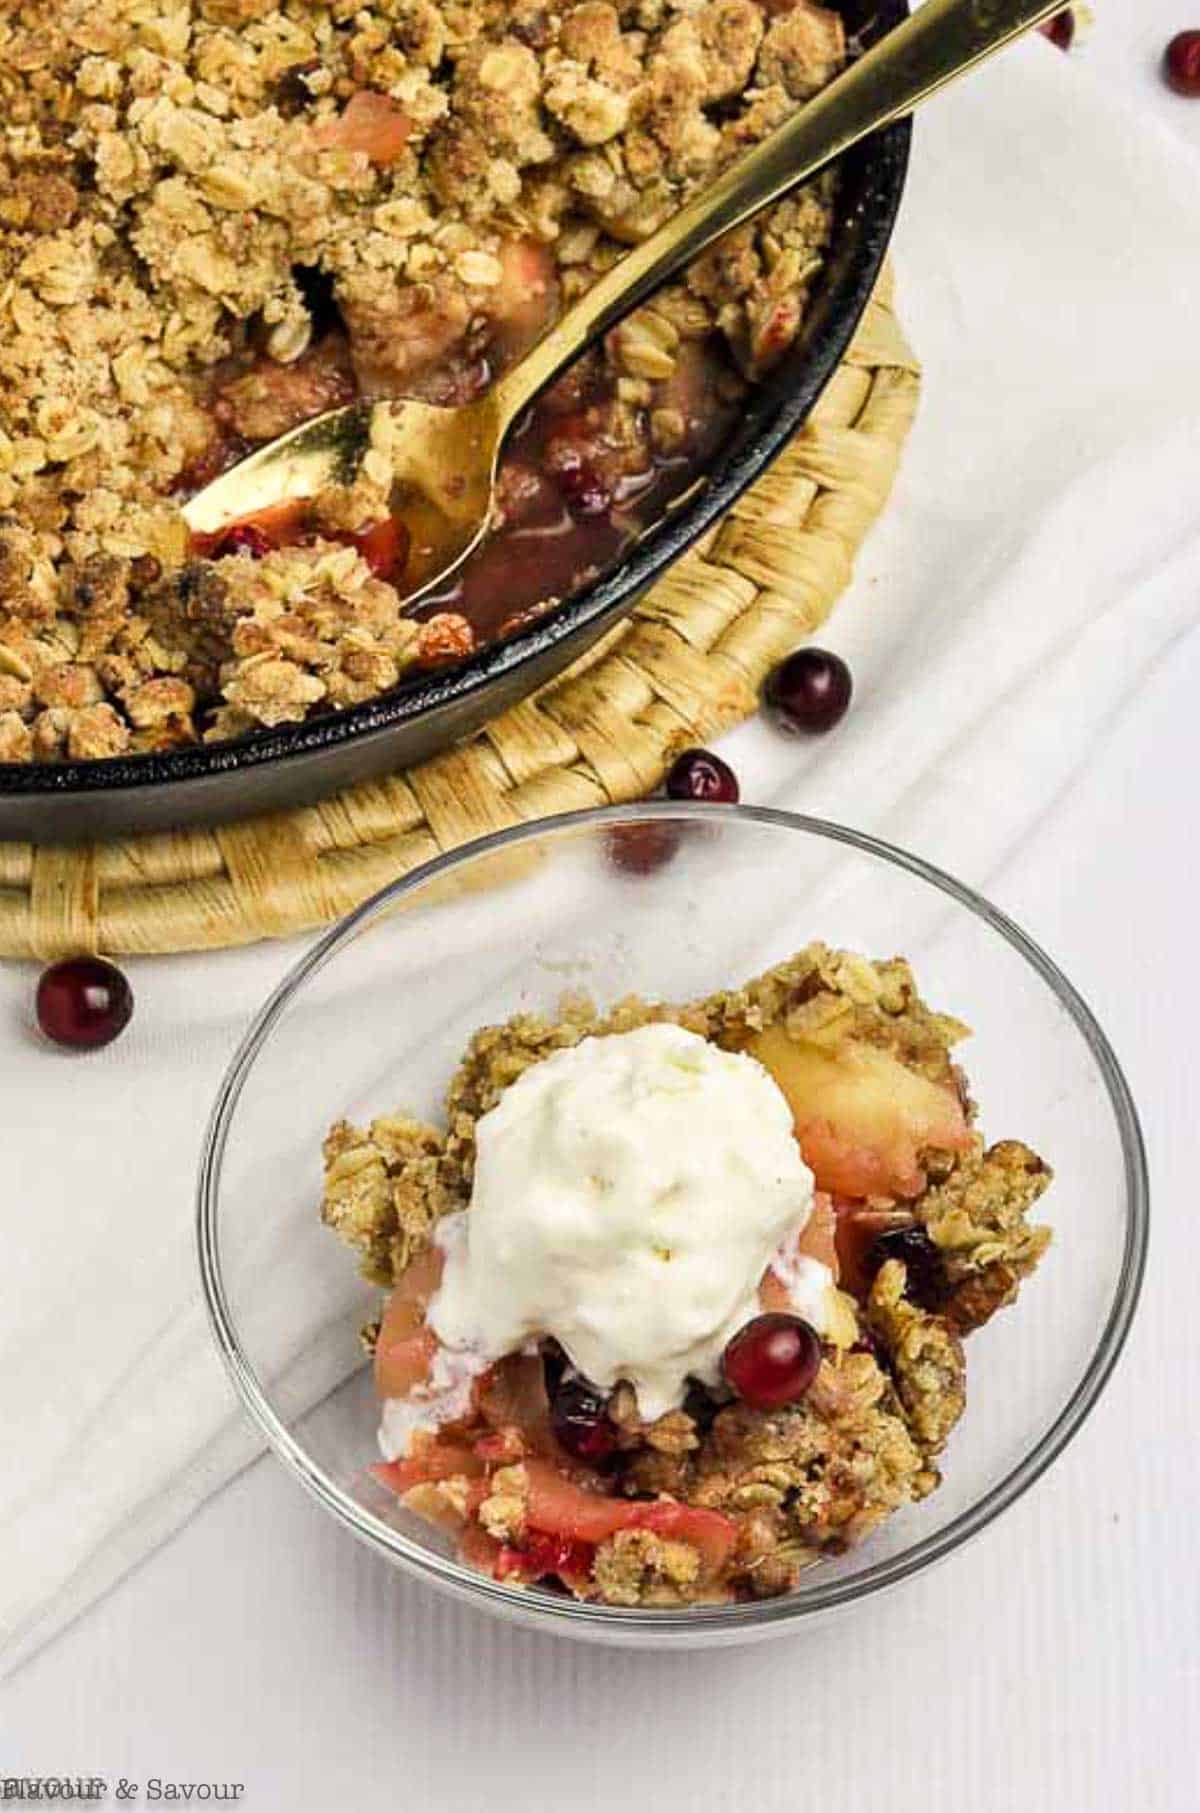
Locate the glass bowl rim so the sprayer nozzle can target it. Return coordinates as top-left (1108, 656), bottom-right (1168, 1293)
top-left (196, 801), bottom-right (1149, 1637)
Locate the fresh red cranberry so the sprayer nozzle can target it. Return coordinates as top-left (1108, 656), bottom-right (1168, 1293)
top-left (1039, 9), bottom-right (1074, 49)
top-left (551, 1376), bottom-right (619, 1467)
top-left (606, 820), bottom-right (682, 876)
top-left (36, 955), bottom-right (133, 1051)
top-left (763, 647), bottom-right (853, 736)
top-left (665, 747), bottom-right (739, 804)
top-left (722, 1313), bottom-right (821, 1410)
top-left (1164, 31), bottom-right (1200, 95)
top-left (221, 523), bottom-right (274, 559)
top-left (868, 1225), bottom-right (946, 1311)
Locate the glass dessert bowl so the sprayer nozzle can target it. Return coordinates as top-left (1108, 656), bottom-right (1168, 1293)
top-left (197, 805), bottom-right (1147, 1646)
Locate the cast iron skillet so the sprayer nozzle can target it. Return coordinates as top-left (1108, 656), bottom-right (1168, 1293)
top-left (0, 0), bottom-right (910, 842)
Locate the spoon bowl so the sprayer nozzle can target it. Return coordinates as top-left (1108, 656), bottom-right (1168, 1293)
top-left (182, 393), bottom-right (505, 608)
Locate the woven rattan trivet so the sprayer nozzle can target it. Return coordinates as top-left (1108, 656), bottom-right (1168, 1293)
top-left (0, 272), bottom-right (918, 959)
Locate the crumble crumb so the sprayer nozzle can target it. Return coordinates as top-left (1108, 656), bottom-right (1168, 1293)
top-left (867, 1259), bottom-right (966, 1459)
top-left (592, 1526), bottom-right (703, 1605)
top-left (918, 1139), bottom-right (1053, 1332)
top-left (477, 1464), bottom-right (530, 1543)
top-left (322, 1111), bottom-right (460, 1285)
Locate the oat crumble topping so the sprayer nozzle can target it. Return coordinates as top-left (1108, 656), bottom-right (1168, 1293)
top-left (0, 0), bottom-right (846, 762)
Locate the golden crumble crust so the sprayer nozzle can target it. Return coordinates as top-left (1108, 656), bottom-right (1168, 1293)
top-left (690, 1378), bottom-right (929, 1555)
top-left (591, 1526), bottom-right (704, 1605)
top-left (918, 1138), bottom-right (1053, 1332)
top-left (866, 1259), bottom-right (966, 1459)
top-left (694, 943), bottom-right (971, 1091)
top-left (321, 1109), bottom-right (463, 1284)
top-left (610, 1382), bottom-right (701, 1455)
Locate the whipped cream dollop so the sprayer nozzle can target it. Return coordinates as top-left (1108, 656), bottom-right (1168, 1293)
top-left (426, 1022), bottom-right (821, 1421)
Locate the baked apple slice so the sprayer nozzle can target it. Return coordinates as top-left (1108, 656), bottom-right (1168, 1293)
top-left (315, 92), bottom-right (412, 165)
top-left (372, 1243), bottom-right (444, 1399)
top-left (372, 1434), bottom-right (485, 1497)
top-left (520, 1460), bottom-right (737, 1576)
top-left (489, 238), bottom-right (560, 365)
top-left (750, 1025), bottom-right (972, 1199)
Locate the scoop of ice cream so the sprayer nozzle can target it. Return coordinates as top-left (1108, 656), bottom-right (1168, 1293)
top-left (428, 1023), bottom-right (816, 1420)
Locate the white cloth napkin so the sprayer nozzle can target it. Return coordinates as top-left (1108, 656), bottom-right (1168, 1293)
top-left (3, 34), bottom-right (1199, 1678)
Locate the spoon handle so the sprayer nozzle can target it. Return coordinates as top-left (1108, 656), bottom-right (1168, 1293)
top-left (493, 0), bottom-right (1062, 426)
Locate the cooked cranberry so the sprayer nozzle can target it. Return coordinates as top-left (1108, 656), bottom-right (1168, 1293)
top-left (493, 461), bottom-right (559, 528)
top-left (722, 1313), bottom-right (821, 1410)
top-left (193, 499), bottom-right (311, 563)
top-left (539, 355), bottom-right (601, 416)
top-left (1039, 9), bottom-right (1074, 49)
top-left (543, 423), bottom-right (615, 518)
top-left (1164, 31), bottom-right (1200, 95)
top-left (36, 956), bottom-right (133, 1051)
top-left (498, 1532), bottom-right (595, 1582)
top-left (530, 1532), bottom-right (594, 1580)
top-left (606, 820), bottom-right (681, 876)
top-left (551, 1376), bottom-right (619, 1466)
top-left (763, 647), bottom-right (853, 736)
top-left (665, 747), bottom-right (739, 804)
top-left (550, 445), bottom-right (613, 517)
top-left (867, 1226), bottom-right (946, 1311)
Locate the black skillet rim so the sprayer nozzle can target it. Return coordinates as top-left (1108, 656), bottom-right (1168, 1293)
top-left (0, 12), bottom-right (911, 807)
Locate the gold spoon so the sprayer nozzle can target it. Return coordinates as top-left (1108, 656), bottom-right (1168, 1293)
top-left (184, 0), bottom-right (1064, 599)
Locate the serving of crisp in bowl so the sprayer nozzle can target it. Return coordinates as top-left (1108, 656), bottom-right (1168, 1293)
top-left (198, 806), bottom-right (1147, 1646)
